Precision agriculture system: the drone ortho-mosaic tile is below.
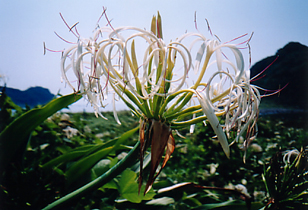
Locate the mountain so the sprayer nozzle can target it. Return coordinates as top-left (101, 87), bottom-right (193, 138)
top-left (0, 86), bottom-right (55, 108)
top-left (250, 42), bottom-right (308, 110)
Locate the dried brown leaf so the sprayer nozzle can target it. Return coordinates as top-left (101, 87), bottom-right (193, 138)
top-left (144, 120), bottom-right (171, 194)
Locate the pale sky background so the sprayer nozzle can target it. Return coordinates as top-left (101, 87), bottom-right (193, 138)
top-left (0, 0), bottom-right (307, 112)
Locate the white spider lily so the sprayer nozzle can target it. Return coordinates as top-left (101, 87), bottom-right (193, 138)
top-left (57, 12), bottom-right (264, 194)
top-left (59, 12), bottom-right (261, 161)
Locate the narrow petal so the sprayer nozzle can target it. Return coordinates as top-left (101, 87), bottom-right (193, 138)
top-left (112, 93), bottom-right (121, 125)
top-left (194, 42), bottom-right (206, 74)
top-left (197, 92), bottom-right (230, 158)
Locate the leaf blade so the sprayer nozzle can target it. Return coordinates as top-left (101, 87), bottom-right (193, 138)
top-left (0, 93), bottom-right (82, 176)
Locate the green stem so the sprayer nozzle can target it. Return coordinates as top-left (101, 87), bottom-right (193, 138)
top-left (42, 141), bottom-right (141, 210)
top-left (166, 92), bottom-right (194, 117)
top-left (171, 115), bottom-right (208, 129)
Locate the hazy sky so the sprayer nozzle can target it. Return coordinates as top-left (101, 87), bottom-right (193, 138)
top-left (1, 0), bottom-right (307, 111)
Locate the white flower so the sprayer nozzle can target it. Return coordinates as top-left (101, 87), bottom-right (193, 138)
top-left (57, 12), bottom-right (261, 158)
top-left (250, 143), bottom-right (263, 153)
top-left (62, 126), bottom-right (79, 139)
top-left (235, 184), bottom-right (250, 198)
top-left (283, 149), bottom-right (300, 165)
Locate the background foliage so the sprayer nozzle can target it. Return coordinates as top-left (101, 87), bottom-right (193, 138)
top-left (0, 89), bottom-right (307, 210)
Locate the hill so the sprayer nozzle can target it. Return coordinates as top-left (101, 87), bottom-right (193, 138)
top-left (250, 42), bottom-right (308, 110)
top-left (0, 86), bottom-right (55, 108)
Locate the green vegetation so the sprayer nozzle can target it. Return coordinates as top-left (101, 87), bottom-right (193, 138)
top-left (0, 91), bottom-right (307, 209)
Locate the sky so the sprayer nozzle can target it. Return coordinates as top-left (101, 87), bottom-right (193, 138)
top-left (0, 0), bottom-right (307, 112)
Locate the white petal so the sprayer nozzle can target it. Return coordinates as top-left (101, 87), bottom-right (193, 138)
top-left (112, 93), bottom-right (121, 125)
top-left (197, 92), bottom-right (230, 158)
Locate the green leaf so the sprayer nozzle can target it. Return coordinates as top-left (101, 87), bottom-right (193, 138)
top-left (0, 93), bottom-right (81, 177)
top-left (101, 179), bottom-right (118, 190)
top-left (56, 145), bottom-right (74, 154)
top-left (0, 88), bottom-right (22, 113)
top-left (157, 11), bottom-right (163, 39)
top-left (112, 126), bottom-right (139, 150)
top-left (192, 201), bottom-right (264, 210)
top-left (118, 169), bottom-right (155, 203)
top-left (42, 140), bottom-right (141, 210)
top-left (65, 146), bottom-right (114, 185)
top-left (65, 127), bottom-right (138, 184)
top-left (92, 159), bottom-right (111, 178)
top-left (41, 143), bottom-right (111, 170)
top-left (192, 200), bottom-right (247, 210)
top-left (109, 157), bottom-right (118, 168)
top-left (184, 196), bottom-right (203, 206)
top-left (150, 15), bottom-right (156, 36)
top-left (41, 150), bottom-right (90, 170)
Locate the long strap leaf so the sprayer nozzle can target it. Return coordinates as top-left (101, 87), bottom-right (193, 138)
top-left (0, 93), bottom-right (82, 179)
top-left (42, 140), bottom-right (140, 210)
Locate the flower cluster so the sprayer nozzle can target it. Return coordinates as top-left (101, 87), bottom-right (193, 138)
top-left (57, 11), bottom-right (261, 193)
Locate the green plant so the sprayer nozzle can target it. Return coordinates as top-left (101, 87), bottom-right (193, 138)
top-left (51, 9), bottom-right (263, 198)
top-left (4, 9), bottom-right (303, 210)
top-left (0, 93), bottom-right (82, 180)
top-left (0, 93), bottom-right (82, 209)
top-left (262, 149), bottom-right (308, 209)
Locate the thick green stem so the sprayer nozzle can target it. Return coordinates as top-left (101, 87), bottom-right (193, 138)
top-left (42, 141), bottom-right (140, 210)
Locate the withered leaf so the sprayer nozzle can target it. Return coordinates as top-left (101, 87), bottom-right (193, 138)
top-left (141, 120), bottom-right (174, 194)
top-left (138, 119), bottom-right (146, 194)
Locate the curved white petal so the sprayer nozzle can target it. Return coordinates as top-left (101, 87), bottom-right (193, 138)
top-left (197, 92), bottom-right (230, 158)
